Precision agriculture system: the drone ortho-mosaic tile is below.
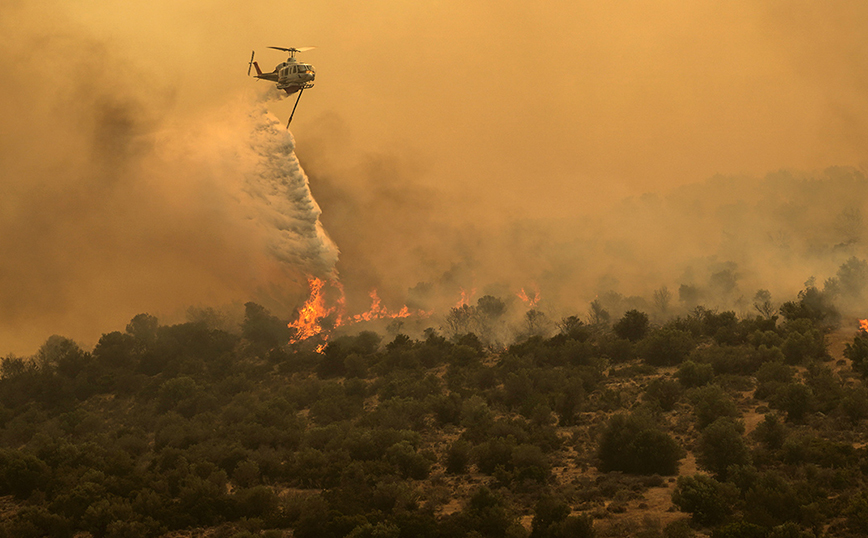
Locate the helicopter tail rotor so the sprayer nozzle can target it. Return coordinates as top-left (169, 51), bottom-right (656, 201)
top-left (247, 50), bottom-right (255, 76)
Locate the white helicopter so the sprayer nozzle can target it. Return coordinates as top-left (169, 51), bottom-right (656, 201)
top-left (248, 46), bottom-right (316, 127)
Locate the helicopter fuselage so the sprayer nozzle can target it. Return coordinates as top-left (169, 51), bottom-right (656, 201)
top-left (254, 58), bottom-right (315, 95)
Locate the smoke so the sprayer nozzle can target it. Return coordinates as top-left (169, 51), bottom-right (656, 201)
top-left (0, 16), bottom-right (337, 355)
top-left (3, 1), bottom-right (868, 352)
top-left (305, 133), bottom-right (868, 334)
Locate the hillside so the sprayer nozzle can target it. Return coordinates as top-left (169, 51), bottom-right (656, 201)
top-left (0, 291), bottom-right (867, 538)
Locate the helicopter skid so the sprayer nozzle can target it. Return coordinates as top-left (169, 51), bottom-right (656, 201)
top-left (278, 82), bottom-right (315, 95)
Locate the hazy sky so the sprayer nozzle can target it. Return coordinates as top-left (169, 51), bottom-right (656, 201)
top-left (1, 1), bottom-right (866, 353)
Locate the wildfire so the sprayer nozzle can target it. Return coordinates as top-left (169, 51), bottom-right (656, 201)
top-left (517, 287), bottom-right (541, 308)
top-left (288, 277), bottom-right (336, 343)
top-left (455, 287), bottom-right (477, 308)
top-left (859, 319), bottom-right (868, 333)
top-left (352, 289), bottom-right (414, 322)
top-left (288, 278), bottom-right (430, 352)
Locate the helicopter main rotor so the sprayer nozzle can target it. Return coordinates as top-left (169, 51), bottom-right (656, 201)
top-left (268, 46), bottom-right (315, 60)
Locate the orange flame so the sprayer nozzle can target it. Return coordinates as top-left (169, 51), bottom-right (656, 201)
top-left (859, 319), bottom-right (868, 333)
top-left (353, 289), bottom-right (424, 322)
top-left (288, 279), bottom-right (430, 351)
top-left (455, 287), bottom-right (477, 308)
top-left (517, 287), bottom-right (541, 308)
top-left (288, 277), bottom-right (334, 344)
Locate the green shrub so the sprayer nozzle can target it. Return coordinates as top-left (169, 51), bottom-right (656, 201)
top-left (445, 440), bottom-right (471, 474)
top-left (675, 361), bottom-right (714, 388)
top-left (640, 328), bottom-right (695, 366)
top-left (753, 362), bottom-right (793, 400)
top-left (688, 385), bottom-right (739, 429)
top-left (844, 332), bottom-right (868, 378)
top-left (711, 520), bottom-right (767, 538)
top-left (752, 413), bottom-right (787, 450)
top-left (597, 412), bottom-right (684, 475)
top-left (770, 383), bottom-right (815, 422)
top-left (695, 418), bottom-right (750, 480)
top-left (614, 310), bottom-right (650, 342)
top-left (644, 378), bottom-right (684, 412)
top-left (671, 474), bottom-right (738, 526)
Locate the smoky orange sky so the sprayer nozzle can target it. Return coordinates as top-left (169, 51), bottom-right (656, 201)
top-left (1, 1), bottom-right (867, 354)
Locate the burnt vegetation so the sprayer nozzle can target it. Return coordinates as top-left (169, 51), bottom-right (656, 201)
top-left (1, 266), bottom-right (868, 537)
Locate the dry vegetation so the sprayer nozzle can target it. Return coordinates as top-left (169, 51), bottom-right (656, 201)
top-left (0, 282), bottom-right (868, 538)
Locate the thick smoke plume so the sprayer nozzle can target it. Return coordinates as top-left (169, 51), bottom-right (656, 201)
top-left (3, 1), bottom-right (868, 352)
top-left (0, 22), bottom-right (337, 354)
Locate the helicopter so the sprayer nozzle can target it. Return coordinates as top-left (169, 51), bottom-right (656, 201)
top-left (248, 46), bottom-right (316, 127)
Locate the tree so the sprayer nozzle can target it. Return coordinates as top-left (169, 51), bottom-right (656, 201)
top-left (695, 418), bottom-right (750, 480)
top-left (640, 328), bottom-right (695, 366)
top-left (448, 487), bottom-right (523, 538)
top-left (557, 315), bottom-right (589, 341)
top-left (753, 362), bottom-right (794, 400)
top-left (688, 385), bottom-right (739, 429)
top-left (844, 491), bottom-right (868, 535)
top-left (588, 300), bottom-right (610, 327)
top-left (753, 289), bottom-right (776, 319)
top-left (524, 309), bottom-right (552, 338)
top-left (672, 474), bottom-right (738, 526)
top-left (597, 412), bottom-right (684, 475)
top-left (824, 256), bottom-right (868, 305)
top-left (613, 310), bottom-right (650, 342)
top-left (445, 440), bottom-right (471, 474)
top-left (0, 449), bottom-right (49, 499)
top-left (643, 378), bottom-right (683, 412)
top-left (531, 496), bottom-right (595, 538)
top-left (653, 286), bottom-right (672, 316)
top-left (752, 413), bottom-right (787, 450)
top-left (770, 383), bottom-right (815, 422)
top-left (844, 332), bottom-right (868, 378)
top-left (476, 295), bottom-right (507, 342)
top-left (126, 313), bottom-right (158, 344)
top-left (675, 361), bottom-right (714, 388)
top-left (243, 302), bottom-right (292, 352)
top-left (778, 286), bottom-right (839, 329)
top-left (444, 305), bottom-right (477, 339)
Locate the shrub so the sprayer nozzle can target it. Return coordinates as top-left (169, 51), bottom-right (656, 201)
top-left (0, 449), bottom-right (49, 499)
top-left (742, 471), bottom-right (801, 528)
top-left (530, 496), bottom-right (594, 538)
top-left (751, 413), bottom-right (787, 450)
top-left (840, 386), bottom-right (868, 423)
top-left (597, 412), bottom-right (684, 475)
top-left (445, 440), bottom-right (471, 474)
top-left (613, 310), bottom-right (650, 342)
top-left (672, 474), bottom-right (738, 526)
top-left (766, 522), bottom-right (814, 538)
top-left (753, 362), bottom-right (794, 400)
top-left (640, 328), bottom-right (695, 366)
top-left (688, 385), bottom-right (739, 429)
top-left (780, 330), bottom-right (827, 365)
top-left (644, 378), bottom-right (684, 412)
top-left (695, 418), bottom-right (750, 480)
top-left (844, 332), bottom-right (868, 378)
top-left (711, 520), bottom-right (767, 538)
top-left (675, 361), bottom-right (714, 388)
top-left (769, 383), bottom-right (814, 422)
top-left (778, 286), bottom-right (839, 328)
top-left (844, 491), bottom-right (868, 535)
